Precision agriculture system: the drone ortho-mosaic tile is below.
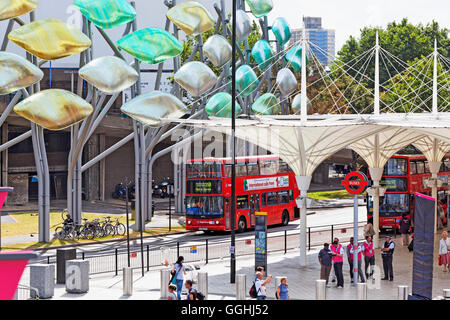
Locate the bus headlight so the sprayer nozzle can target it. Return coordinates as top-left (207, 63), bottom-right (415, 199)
top-left (216, 221), bottom-right (219, 224)
top-left (188, 220), bottom-right (191, 225)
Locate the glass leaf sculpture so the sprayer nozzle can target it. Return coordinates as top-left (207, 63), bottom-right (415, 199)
top-left (276, 68), bottom-right (297, 97)
top-left (0, 52), bottom-right (43, 95)
top-left (79, 56), bottom-right (139, 94)
top-left (236, 65), bottom-right (259, 98)
top-left (272, 17), bottom-right (291, 47)
top-left (166, 1), bottom-right (214, 35)
top-left (251, 40), bottom-right (274, 71)
top-left (285, 45), bottom-right (308, 72)
top-left (251, 93), bottom-right (280, 115)
top-left (117, 28), bottom-right (183, 65)
top-left (231, 10), bottom-right (252, 42)
top-left (120, 91), bottom-right (187, 127)
top-left (291, 93), bottom-right (312, 114)
top-left (203, 35), bottom-right (232, 68)
top-left (245, 0), bottom-right (273, 18)
top-left (205, 92), bottom-right (241, 118)
top-left (14, 89), bottom-right (94, 130)
top-left (0, 0), bottom-right (38, 21)
top-left (174, 61), bottom-right (217, 97)
top-left (8, 19), bottom-right (92, 60)
top-left (74, 0), bottom-right (136, 29)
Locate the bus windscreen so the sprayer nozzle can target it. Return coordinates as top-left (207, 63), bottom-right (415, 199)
top-left (186, 196), bottom-right (223, 217)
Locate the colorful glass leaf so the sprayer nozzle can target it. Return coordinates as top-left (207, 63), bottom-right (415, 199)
top-left (272, 17), bottom-right (291, 47)
top-left (203, 35), bottom-right (232, 68)
top-left (251, 40), bottom-right (274, 71)
top-left (117, 28), bottom-right (183, 65)
top-left (251, 93), bottom-right (280, 115)
top-left (8, 19), bottom-right (92, 60)
top-left (0, 0), bottom-right (38, 21)
top-left (236, 65), bottom-right (259, 98)
top-left (276, 68), bottom-right (297, 97)
top-left (285, 45), bottom-right (308, 72)
top-left (231, 10), bottom-right (252, 42)
top-left (166, 1), bottom-right (214, 35)
top-left (174, 61), bottom-right (217, 97)
top-left (0, 52), bottom-right (43, 95)
top-left (79, 56), bottom-right (138, 94)
top-left (205, 92), bottom-right (241, 118)
top-left (14, 89), bottom-right (93, 130)
top-left (245, 0), bottom-right (273, 18)
top-left (74, 0), bottom-right (136, 29)
top-left (120, 91), bottom-right (187, 127)
top-left (291, 93), bottom-right (312, 114)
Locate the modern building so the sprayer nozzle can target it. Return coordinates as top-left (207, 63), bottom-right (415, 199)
top-left (290, 16), bottom-right (336, 66)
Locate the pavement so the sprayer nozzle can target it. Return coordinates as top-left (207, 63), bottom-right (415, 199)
top-left (16, 234), bottom-right (450, 300)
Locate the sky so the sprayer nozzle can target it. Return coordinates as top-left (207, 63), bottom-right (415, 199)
top-left (266, 0), bottom-right (450, 51)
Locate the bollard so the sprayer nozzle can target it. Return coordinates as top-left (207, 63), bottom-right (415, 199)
top-left (443, 289), bottom-right (450, 300)
top-left (123, 267), bottom-right (133, 296)
top-left (160, 268), bottom-right (171, 299)
top-left (357, 282), bottom-right (367, 300)
top-left (30, 264), bottom-right (55, 299)
top-left (398, 285), bottom-right (409, 300)
top-left (198, 272), bottom-right (208, 300)
top-left (315, 279), bottom-right (326, 300)
top-left (236, 274), bottom-right (246, 300)
top-left (65, 260), bottom-right (89, 293)
top-left (56, 248), bottom-right (76, 284)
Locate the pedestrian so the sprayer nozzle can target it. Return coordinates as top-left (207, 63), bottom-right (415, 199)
top-left (381, 235), bottom-right (395, 281)
top-left (168, 284), bottom-right (178, 300)
top-left (171, 256), bottom-right (186, 300)
top-left (362, 236), bottom-right (375, 279)
top-left (347, 237), bottom-right (365, 283)
top-left (439, 231), bottom-right (450, 272)
top-left (399, 213), bottom-right (411, 246)
top-left (318, 243), bottom-right (333, 287)
top-left (364, 218), bottom-right (375, 239)
top-left (185, 280), bottom-right (196, 300)
top-left (254, 271), bottom-right (272, 300)
top-left (438, 201), bottom-right (445, 229)
top-left (276, 277), bottom-right (289, 300)
top-left (330, 238), bottom-right (344, 288)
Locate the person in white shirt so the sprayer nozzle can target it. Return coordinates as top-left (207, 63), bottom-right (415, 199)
top-left (439, 231), bottom-right (450, 272)
top-left (254, 272), bottom-right (272, 300)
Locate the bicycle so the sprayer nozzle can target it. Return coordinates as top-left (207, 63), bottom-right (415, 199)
top-left (112, 217), bottom-right (126, 236)
top-left (72, 219), bottom-right (93, 240)
top-left (100, 216), bottom-right (115, 237)
top-left (54, 222), bottom-right (74, 240)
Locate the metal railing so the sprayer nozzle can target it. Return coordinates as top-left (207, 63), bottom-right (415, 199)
top-left (36, 221), bottom-right (365, 276)
top-left (14, 285), bottom-right (39, 300)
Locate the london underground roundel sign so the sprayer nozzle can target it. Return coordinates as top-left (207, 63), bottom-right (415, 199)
top-left (341, 171), bottom-right (368, 195)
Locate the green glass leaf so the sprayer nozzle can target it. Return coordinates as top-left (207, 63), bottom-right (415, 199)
top-left (272, 17), bottom-right (291, 47)
top-left (166, 1), bottom-right (214, 35)
top-left (236, 65), bottom-right (259, 98)
top-left (117, 28), bottom-right (183, 65)
top-left (251, 40), bottom-right (274, 71)
top-left (245, 0), bottom-right (273, 18)
top-left (251, 93), bottom-right (280, 115)
top-left (74, 0), bottom-right (136, 29)
top-left (205, 92), bottom-right (241, 118)
top-left (285, 45), bottom-right (308, 72)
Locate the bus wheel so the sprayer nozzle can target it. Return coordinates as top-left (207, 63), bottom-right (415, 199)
top-left (282, 210), bottom-right (290, 226)
top-left (237, 217), bottom-right (247, 233)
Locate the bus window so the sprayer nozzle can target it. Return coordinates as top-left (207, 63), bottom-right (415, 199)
top-left (444, 158), bottom-right (450, 171)
top-left (186, 196), bottom-right (223, 216)
top-left (187, 163), bottom-right (204, 178)
top-left (205, 162), bottom-right (221, 178)
top-left (380, 194), bottom-right (409, 215)
top-left (261, 193), bottom-right (267, 207)
top-left (278, 161), bottom-right (289, 173)
top-left (424, 161), bottom-right (430, 174)
top-left (384, 158), bottom-right (407, 175)
top-left (260, 160), bottom-right (279, 175)
top-left (278, 191), bottom-right (290, 204)
top-left (416, 161), bottom-right (425, 174)
top-left (236, 163), bottom-right (247, 176)
top-left (247, 162), bottom-right (259, 176)
top-left (267, 192), bottom-right (278, 206)
top-left (410, 161), bottom-right (417, 174)
top-left (289, 190), bottom-right (294, 201)
top-left (237, 195), bottom-right (249, 209)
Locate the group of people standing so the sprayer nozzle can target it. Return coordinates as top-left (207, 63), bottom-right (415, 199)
top-left (168, 256), bottom-right (203, 300)
top-left (318, 233), bottom-right (396, 287)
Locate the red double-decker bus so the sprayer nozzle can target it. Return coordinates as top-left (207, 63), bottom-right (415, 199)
top-left (367, 154), bottom-right (450, 230)
top-left (185, 155), bottom-right (300, 233)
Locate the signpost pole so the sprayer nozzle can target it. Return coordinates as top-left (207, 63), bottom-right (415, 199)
top-left (126, 185), bottom-right (131, 268)
top-left (353, 194), bottom-right (359, 286)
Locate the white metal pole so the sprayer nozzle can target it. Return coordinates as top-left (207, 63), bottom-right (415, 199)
top-left (353, 194), bottom-right (359, 286)
top-left (374, 32), bottom-right (380, 115)
top-left (300, 25), bottom-right (307, 122)
top-left (297, 176), bottom-right (312, 266)
top-left (432, 39), bottom-right (438, 116)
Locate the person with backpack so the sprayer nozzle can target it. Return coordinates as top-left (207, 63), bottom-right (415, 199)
top-left (251, 272), bottom-right (272, 300)
top-left (171, 256), bottom-right (186, 300)
top-left (399, 213), bottom-right (411, 246)
top-left (276, 277), bottom-right (289, 300)
top-left (185, 279), bottom-right (205, 300)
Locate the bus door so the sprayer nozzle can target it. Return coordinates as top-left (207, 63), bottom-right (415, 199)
top-left (249, 194), bottom-right (260, 227)
top-left (224, 197), bottom-right (231, 230)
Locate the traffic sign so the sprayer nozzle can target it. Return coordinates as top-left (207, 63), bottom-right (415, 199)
top-left (341, 171), bottom-right (368, 195)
